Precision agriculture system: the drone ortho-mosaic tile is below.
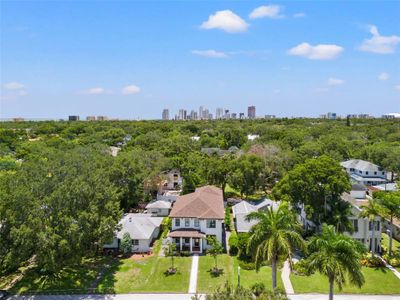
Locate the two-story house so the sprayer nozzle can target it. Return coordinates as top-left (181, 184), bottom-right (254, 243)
top-left (168, 185), bottom-right (225, 253)
top-left (340, 159), bottom-right (387, 186)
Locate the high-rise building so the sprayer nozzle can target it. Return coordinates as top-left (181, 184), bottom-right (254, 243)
top-left (199, 106), bottom-right (204, 120)
top-left (69, 115), bottom-right (80, 121)
top-left (327, 112), bottom-right (337, 120)
top-left (231, 113), bottom-right (237, 119)
top-left (239, 113), bottom-right (245, 119)
top-left (86, 116), bottom-right (96, 121)
top-left (97, 116), bottom-right (108, 121)
top-left (178, 109), bottom-right (187, 120)
top-left (162, 109), bottom-right (169, 120)
top-left (216, 107), bottom-right (224, 119)
top-left (224, 109), bottom-right (230, 119)
top-left (248, 106), bottom-right (256, 119)
top-left (190, 110), bottom-right (198, 120)
top-left (203, 109), bottom-right (210, 120)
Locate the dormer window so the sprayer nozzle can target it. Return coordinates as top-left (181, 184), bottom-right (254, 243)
top-left (185, 218), bottom-right (190, 227)
top-left (194, 219), bottom-right (199, 227)
top-left (175, 219), bottom-right (180, 227)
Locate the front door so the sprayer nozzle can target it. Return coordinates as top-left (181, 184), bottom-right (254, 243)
top-left (194, 238), bottom-right (200, 247)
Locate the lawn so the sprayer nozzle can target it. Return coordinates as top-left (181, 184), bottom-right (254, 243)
top-left (1, 257), bottom-right (112, 294)
top-left (291, 267), bottom-right (400, 294)
top-left (98, 256), bottom-right (191, 293)
top-left (197, 254), bottom-right (283, 293)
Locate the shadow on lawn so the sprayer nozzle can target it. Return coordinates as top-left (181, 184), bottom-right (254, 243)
top-left (208, 268), bottom-right (224, 278)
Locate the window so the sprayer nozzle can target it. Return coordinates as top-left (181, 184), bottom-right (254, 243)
top-left (369, 221), bottom-right (380, 231)
top-left (175, 219), bottom-right (180, 227)
top-left (185, 218), bottom-right (190, 227)
top-left (194, 219), bottom-right (199, 227)
top-left (207, 220), bottom-right (216, 228)
top-left (175, 238), bottom-right (180, 243)
top-left (354, 220), bottom-right (359, 232)
top-left (184, 238), bottom-right (190, 243)
top-left (366, 171), bottom-right (369, 175)
top-left (376, 221), bottom-right (380, 231)
top-left (382, 172), bottom-right (385, 175)
top-left (359, 170), bottom-right (362, 174)
top-left (133, 240), bottom-right (139, 246)
top-left (374, 171), bottom-right (377, 175)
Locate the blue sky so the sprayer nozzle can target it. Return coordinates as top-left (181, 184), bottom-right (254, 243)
top-left (1, 1), bottom-right (399, 119)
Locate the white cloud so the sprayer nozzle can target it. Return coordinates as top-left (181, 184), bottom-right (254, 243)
top-left (249, 5), bottom-right (284, 19)
top-left (83, 87), bottom-right (106, 95)
top-left (287, 42), bottom-right (344, 60)
top-left (122, 85), bottom-right (141, 95)
top-left (359, 25), bottom-right (400, 54)
top-left (200, 10), bottom-right (249, 33)
top-left (328, 78), bottom-right (345, 86)
top-left (378, 72), bottom-right (389, 81)
top-left (293, 12), bottom-right (306, 18)
top-left (4, 82), bottom-right (25, 90)
top-left (192, 49), bottom-right (228, 58)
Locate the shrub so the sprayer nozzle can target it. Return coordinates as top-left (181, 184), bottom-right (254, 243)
top-left (228, 231), bottom-right (238, 255)
top-left (360, 254), bottom-right (385, 267)
top-left (238, 259), bottom-right (256, 270)
top-left (225, 206), bottom-right (232, 230)
top-left (180, 250), bottom-right (191, 257)
top-left (251, 283), bottom-right (266, 296)
top-left (237, 233), bottom-right (251, 259)
top-left (292, 259), bottom-right (314, 276)
top-left (382, 254), bottom-right (400, 267)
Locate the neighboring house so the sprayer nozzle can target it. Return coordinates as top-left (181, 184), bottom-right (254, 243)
top-left (161, 169), bottom-right (182, 191)
top-left (103, 213), bottom-right (163, 254)
top-left (298, 193), bottom-right (382, 253)
top-left (145, 200), bottom-right (172, 216)
top-left (247, 134), bottom-right (260, 141)
top-left (232, 199), bottom-right (279, 233)
top-left (350, 183), bottom-right (368, 199)
top-left (341, 193), bottom-right (382, 253)
top-left (340, 159), bottom-right (387, 186)
top-left (371, 182), bottom-right (398, 192)
top-left (201, 146), bottom-right (242, 156)
top-left (168, 185), bottom-right (225, 253)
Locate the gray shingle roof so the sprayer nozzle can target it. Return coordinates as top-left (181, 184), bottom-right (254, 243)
top-left (341, 159), bottom-right (383, 172)
top-left (116, 214), bottom-right (163, 240)
top-left (145, 200), bottom-right (172, 209)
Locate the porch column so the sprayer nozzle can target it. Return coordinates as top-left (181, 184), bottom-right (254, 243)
top-left (200, 238), bottom-right (203, 253)
top-left (190, 237), bottom-right (193, 252)
top-left (180, 237), bottom-right (183, 251)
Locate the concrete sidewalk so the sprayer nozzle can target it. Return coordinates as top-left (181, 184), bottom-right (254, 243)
top-left (289, 294), bottom-right (400, 300)
top-left (8, 294), bottom-right (200, 300)
top-left (188, 254), bottom-right (199, 293)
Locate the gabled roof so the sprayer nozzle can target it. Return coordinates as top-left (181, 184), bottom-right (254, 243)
top-left (116, 214), bottom-right (163, 240)
top-left (145, 200), bottom-right (172, 209)
top-left (341, 159), bottom-right (383, 172)
top-left (169, 185), bottom-right (224, 219)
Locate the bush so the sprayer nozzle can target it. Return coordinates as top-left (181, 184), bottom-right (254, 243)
top-left (292, 259), bottom-right (314, 276)
top-left (225, 207), bottom-right (232, 231)
top-left (251, 283), bottom-right (266, 296)
top-left (229, 231), bottom-right (238, 255)
top-left (382, 254), bottom-right (400, 267)
top-left (237, 233), bottom-right (251, 259)
top-left (238, 259), bottom-right (256, 270)
top-left (360, 254), bottom-right (385, 267)
top-left (180, 250), bottom-right (191, 257)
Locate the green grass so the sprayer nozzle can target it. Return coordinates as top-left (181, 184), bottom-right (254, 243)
top-left (98, 256), bottom-right (191, 293)
top-left (291, 267), bottom-right (400, 294)
top-left (1, 257), bottom-right (111, 294)
top-left (197, 254), bottom-right (283, 292)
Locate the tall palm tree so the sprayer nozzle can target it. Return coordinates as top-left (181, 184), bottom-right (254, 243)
top-left (246, 202), bottom-right (305, 290)
top-left (375, 192), bottom-right (400, 257)
top-left (306, 224), bottom-right (365, 300)
top-left (359, 199), bottom-right (382, 257)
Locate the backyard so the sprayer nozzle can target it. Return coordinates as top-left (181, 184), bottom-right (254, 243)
top-left (290, 266), bottom-right (400, 294)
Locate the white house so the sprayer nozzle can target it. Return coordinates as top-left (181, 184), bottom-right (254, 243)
top-left (145, 200), bottom-right (172, 216)
top-left (162, 169), bottom-right (183, 190)
top-left (232, 199), bottom-right (279, 233)
top-left (350, 183), bottom-right (368, 199)
top-left (247, 134), bottom-right (260, 141)
top-left (104, 213), bottom-right (163, 254)
top-left (167, 185), bottom-right (225, 253)
top-left (341, 159), bottom-right (387, 186)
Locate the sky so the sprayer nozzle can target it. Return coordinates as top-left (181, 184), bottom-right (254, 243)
top-left (1, 0), bottom-right (400, 119)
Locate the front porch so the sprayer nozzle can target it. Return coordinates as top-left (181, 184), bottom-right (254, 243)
top-left (168, 229), bottom-right (206, 253)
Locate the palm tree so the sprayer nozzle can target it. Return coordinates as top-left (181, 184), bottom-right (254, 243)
top-left (375, 192), bottom-right (400, 257)
top-left (359, 199), bottom-right (382, 257)
top-left (246, 202), bottom-right (305, 290)
top-left (306, 224), bottom-right (365, 300)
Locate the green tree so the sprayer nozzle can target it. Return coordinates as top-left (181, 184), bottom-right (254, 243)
top-left (272, 155), bottom-right (351, 229)
top-left (120, 232), bottom-right (132, 256)
top-left (164, 240), bottom-right (177, 271)
top-left (306, 224), bottom-right (365, 300)
top-left (246, 203), bottom-right (305, 289)
top-left (375, 191), bottom-right (400, 256)
top-left (205, 154), bottom-right (235, 199)
top-left (359, 199), bottom-right (383, 257)
top-left (207, 236), bottom-right (224, 274)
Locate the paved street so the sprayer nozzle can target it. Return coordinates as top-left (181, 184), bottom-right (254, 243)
top-left (289, 294), bottom-right (400, 300)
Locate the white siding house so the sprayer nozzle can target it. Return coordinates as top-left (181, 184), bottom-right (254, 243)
top-left (168, 186), bottom-right (225, 253)
top-left (341, 159), bottom-right (387, 186)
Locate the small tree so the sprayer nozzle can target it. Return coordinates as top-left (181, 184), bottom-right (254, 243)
top-left (120, 232), bottom-right (132, 256)
top-left (164, 240), bottom-right (177, 274)
top-left (207, 236), bottom-right (224, 275)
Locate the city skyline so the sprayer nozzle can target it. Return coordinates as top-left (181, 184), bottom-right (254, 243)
top-left (1, 1), bottom-right (400, 119)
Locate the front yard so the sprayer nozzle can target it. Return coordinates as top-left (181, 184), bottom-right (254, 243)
top-left (290, 266), bottom-right (400, 294)
top-left (98, 256), bottom-right (191, 293)
top-left (197, 254), bottom-right (283, 292)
